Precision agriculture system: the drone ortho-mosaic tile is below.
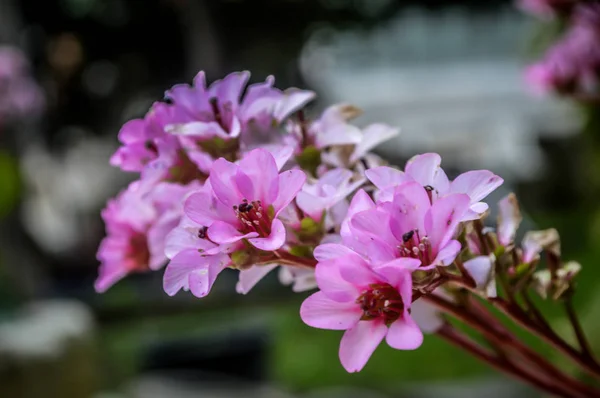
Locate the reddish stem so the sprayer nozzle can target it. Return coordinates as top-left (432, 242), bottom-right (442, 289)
top-left (437, 324), bottom-right (578, 397)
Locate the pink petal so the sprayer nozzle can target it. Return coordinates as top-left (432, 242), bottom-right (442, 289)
top-left (350, 123), bottom-right (399, 163)
top-left (338, 255), bottom-right (380, 288)
top-left (164, 222), bottom-right (217, 259)
top-left (350, 208), bottom-right (398, 249)
top-left (188, 253), bottom-right (230, 298)
top-left (339, 320), bottom-right (387, 372)
top-left (209, 71), bottom-right (250, 109)
top-left (341, 189), bottom-right (375, 237)
top-left (424, 193), bottom-right (470, 252)
top-left (273, 89), bottom-right (316, 121)
top-left (316, 123), bottom-right (363, 148)
top-left (449, 170), bottom-right (503, 203)
top-left (234, 169), bottom-right (256, 202)
top-left (247, 218), bottom-right (286, 251)
top-left (386, 316), bottom-right (423, 350)
top-left (272, 169), bottom-right (306, 215)
top-left (315, 258), bottom-right (360, 302)
top-left (162, 250), bottom-right (228, 297)
top-left (94, 266), bottom-right (128, 293)
top-left (365, 166), bottom-right (408, 190)
top-left (236, 264), bottom-right (279, 294)
top-left (301, 291), bottom-right (362, 330)
top-left (389, 182), bottom-right (431, 239)
top-left (497, 193), bottom-right (522, 246)
top-left (238, 148), bottom-right (280, 203)
top-left (411, 298), bottom-right (444, 333)
top-left (269, 145), bottom-right (294, 171)
top-left (430, 240), bottom-right (462, 267)
top-left (313, 243), bottom-right (356, 261)
top-left (296, 191), bottom-right (329, 220)
top-left (463, 256), bottom-right (496, 297)
top-left (405, 153), bottom-right (450, 193)
top-left (184, 191), bottom-right (238, 226)
top-left (208, 220), bottom-right (257, 244)
top-left (167, 121), bottom-right (228, 139)
top-left (118, 119), bottom-right (146, 143)
top-left (209, 158), bottom-right (243, 208)
top-left (374, 258), bottom-right (420, 288)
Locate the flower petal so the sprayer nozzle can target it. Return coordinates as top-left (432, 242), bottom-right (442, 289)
top-left (411, 298), bottom-right (444, 333)
top-left (163, 250), bottom-right (228, 297)
top-left (314, 243), bottom-right (356, 261)
top-left (339, 320), bottom-right (387, 372)
top-left (405, 153), bottom-right (449, 193)
top-left (374, 258), bottom-right (421, 288)
top-left (497, 193), bottom-right (522, 247)
top-left (238, 148), bottom-right (280, 203)
top-left (184, 191), bottom-right (237, 226)
top-left (315, 258), bottom-right (360, 301)
top-left (350, 124), bottom-right (399, 163)
top-left (236, 264), bottom-right (279, 294)
top-left (248, 218), bottom-right (286, 251)
top-left (365, 166), bottom-right (408, 190)
top-left (463, 256), bottom-right (496, 297)
top-left (209, 158), bottom-right (243, 208)
top-left (425, 193), bottom-right (470, 252)
top-left (389, 182), bottom-right (431, 238)
top-left (300, 291), bottom-right (362, 330)
top-left (208, 220), bottom-right (257, 244)
top-left (449, 170), bottom-right (503, 203)
top-left (272, 169), bottom-right (306, 215)
top-left (386, 316), bottom-right (423, 350)
top-left (430, 240), bottom-right (462, 267)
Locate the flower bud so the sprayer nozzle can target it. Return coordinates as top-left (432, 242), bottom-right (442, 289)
top-left (532, 261), bottom-right (581, 300)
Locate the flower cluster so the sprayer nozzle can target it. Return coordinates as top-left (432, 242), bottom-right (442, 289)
top-left (98, 70), bottom-right (596, 384)
top-left (0, 46), bottom-right (45, 130)
top-left (524, 2), bottom-right (600, 98)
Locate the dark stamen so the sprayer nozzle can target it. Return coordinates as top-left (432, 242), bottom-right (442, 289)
top-left (402, 230), bottom-right (415, 243)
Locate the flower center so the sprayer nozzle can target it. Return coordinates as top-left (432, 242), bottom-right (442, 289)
top-left (234, 199), bottom-right (272, 237)
top-left (398, 229), bottom-right (433, 265)
top-left (125, 232), bottom-right (150, 272)
top-left (356, 283), bottom-right (404, 325)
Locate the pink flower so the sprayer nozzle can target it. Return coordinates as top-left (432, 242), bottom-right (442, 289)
top-left (366, 153), bottom-right (503, 220)
top-left (0, 46), bottom-right (45, 128)
top-left (165, 71), bottom-right (314, 147)
top-left (110, 102), bottom-right (171, 172)
top-left (95, 175), bottom-right (199, 292)
top-left (524, 5), bottom-right (600, 97)
top-left (300, 248), bottom-right (422, 372)
top-left (296, 168), bottom-right (365, 223)
top-left (163, 214), bottom-right (231, 297)
top-left (184, 148), bottom-right (305, 252)
top-left (95, 181), bottom-right (157, 292)
top-left (339, 182), bottom-right (470, 268)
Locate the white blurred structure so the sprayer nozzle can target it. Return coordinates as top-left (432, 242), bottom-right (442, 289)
top-left (301, 7), bottom-right (579, 181)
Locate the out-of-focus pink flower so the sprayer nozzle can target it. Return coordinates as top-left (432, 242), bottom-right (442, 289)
top-left (110, 102), bottom-right (171, 172)
top-left (0, 46), bottom-right (45, 129)
top-left (525, 3), bottom-right (600, 97)
top-left (517, 0), bottom-right (576, 19)
top-left (95, 177), bottom-right (199, 292)
top-left (300, 248), bottom-right (421, 372)
top-left (332, 182), bottom-right (470, 268)
top-left (366, 153), bottom-right (503, 220)
top-left (289, 104), bottom-right (399, 169)
top-left (166, 71), bottom-right (314, 149)
top-left (296, 168), bottom-right (365, 223)
top-left (184, 148), bottom-right (305, 252)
